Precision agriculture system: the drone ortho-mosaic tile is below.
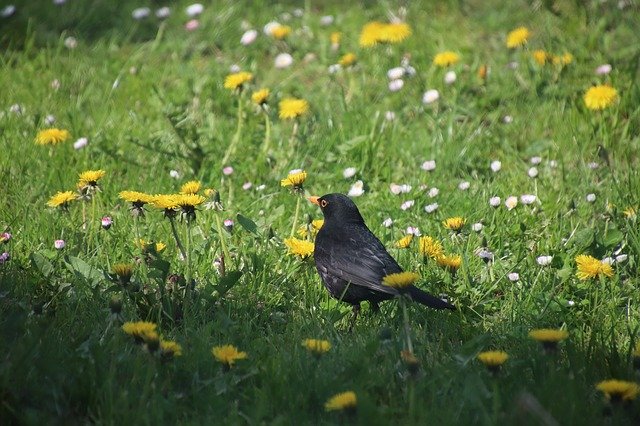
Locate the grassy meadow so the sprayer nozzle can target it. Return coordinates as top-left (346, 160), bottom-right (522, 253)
top-left (1, 0), bottom-right (640, 424)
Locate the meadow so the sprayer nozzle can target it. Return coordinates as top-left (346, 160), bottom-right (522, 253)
top-left (1, 0), bottom-right (640, 424)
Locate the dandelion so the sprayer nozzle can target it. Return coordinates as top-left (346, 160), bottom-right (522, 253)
top-left (47, 191), bottom-right (77, 209)
top-left (297, 219), bottom-right (324, 238)
top-left (112, 263), bottom-right (134, 285)
top-left (279, 98), bottom-right (309, 120)
top-left (251, 88), bottom-right (270, 105)
top-left (506, 26), bottom-right (530, 48)
top-left (529, 329), bottom-right (569, 352)
top-left (330, 31), bottom-right (341, 49)
top-left (302, 339), bottom-right (331, 355)
top-left (477, 351), bottom-right (509, 373)
top-left (224, 71), bottom-right (253, 91)
top-left (623, 206), bottom-right (637, 219)
top-left (360, 21), bottom-right (411, 47)
top-left (443, 217), bottom-right (465, 232)
top-left (596, 380), bottom-right (640, 403)
top-left (532, 50), bottom-right (548, 65)
top-left (437, 254), bottom-right (462, 272)
top-left (176, 193), bottom-right (206, 222)
top-left (77, 169), bottom-right (106, 191)
top-left (284, 237), bottom-right (314, 258)
top-left (119, 190), bottom-right (154, 216)
top-left (325, 391), bottom-right (357, 412)
top-left (270, 24), bottom-right (291, 39)
top-left (122, 321), bottom-right (158, 344)
top-left (383, 272), bottom-right (419, 289)
top-left (575, 254), bottom-right (614, 280)
top-left (35, 128), bottom-right (70, 146)
top-left (180, 180), bottom-right (201, 195)
top-left (478, 64), bottom-right (488, 80)
top-left (160, 340), bottom-right (183, 359)
top-left (419, 236), bottom-right (443, 260)
top-left (395, 234), bottom-right (413, 249)
top-left (401, 350), bottom-right (421, 375)
top-left (583, 85), bottom-right (618, 110)
top-left (338, 53), bottom-right (357, 67)
top-left (152, 194), bottom-right (180, 218)
top-left (433, 51), bottom-right (460, 67)
top-left (212, 344), bottom-right (247, 368)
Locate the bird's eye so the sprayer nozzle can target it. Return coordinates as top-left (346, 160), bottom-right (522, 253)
top-left (320, 199), bottom-right (328, 208)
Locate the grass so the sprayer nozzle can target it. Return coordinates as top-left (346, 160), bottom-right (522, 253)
top-left (1, 0), bottom-right (640, 424)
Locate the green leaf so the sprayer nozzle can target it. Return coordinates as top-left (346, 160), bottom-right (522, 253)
top-left (215, 270), bottom-right (242, 298)
top-left (65, 256), bottom-right (104, 285)
top-left (570, 228), bottom-right (595, 249)
top-left (30, 252), bottom-right (54, 278)
top-left (148, 258), bottom-right (171, 282)
top-left (599, 228), bottom-right (624, 248)
top-left (236, 214), bottom-right (258, 235)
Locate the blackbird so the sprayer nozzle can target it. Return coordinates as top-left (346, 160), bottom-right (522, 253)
top-left (308, 193), bottom-right (454, 330)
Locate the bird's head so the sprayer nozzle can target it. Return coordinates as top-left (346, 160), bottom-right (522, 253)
top-left (308, 193), bottom-right (365, 224)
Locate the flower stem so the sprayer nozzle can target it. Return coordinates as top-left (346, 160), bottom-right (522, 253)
top-left (401, 297), bottom-right (413, 353)
top-left (185, 221), bottom-right (192, 299)
top-left (290, 196), bottom-right (301, 237)
top-left (215, 213), bottom-right (230, 275)
top-left (169, 217), bottom-right (187, 261)
top-left (222, 93), bottom-right (244, 166)
top-left (261, 110), bottom-right (272, 154)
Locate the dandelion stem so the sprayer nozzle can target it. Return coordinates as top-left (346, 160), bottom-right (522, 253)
top-left (215, 213), bottom-right (230, 275)
top-left (401, 297), bottom-right (414, 353)
top-left (290, 196), bottom-right (301, 237)
top-left (222, 93), bottom-right (244, 166)
top-left (169, 217), bottom-right (187, 261)
top-left (261, 110), bottom-right (272, 154)
top-left (288, 120), bottom-right (299, 153)
top-left (185, 221), bottom-right (192, 299)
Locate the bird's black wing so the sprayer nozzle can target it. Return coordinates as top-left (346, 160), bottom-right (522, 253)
top-left (315, 224), bottom-right (401, 296)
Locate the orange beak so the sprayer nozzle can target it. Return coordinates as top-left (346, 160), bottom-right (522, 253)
top-left (307, 196), bottom-right (320, 206)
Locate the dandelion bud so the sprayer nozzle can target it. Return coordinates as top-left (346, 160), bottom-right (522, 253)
top-left (109, 295), bottom-right (123, 314)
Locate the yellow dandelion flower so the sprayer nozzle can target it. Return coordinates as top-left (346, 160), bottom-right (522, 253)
top-left (224, 71), bottom-right (253, 90)
top-left (400, 350), bottom-right (420, 373)
top-left (180, 180), bottom-right (201, 195)
top-left (302, 339), bottom-right (331, 355)
top-left (575, 254), bottom-right (614, 280)
top-left (175, 194), bottom-right (205, 207)
top-left (382, 271), bottom-right (419, 289)
top-left (443, 217), bottom-right (465, 232)
top-left (359, 21), bottom-right (385, 47)
top-left (284, 237), bottom-right (315, 259)
top-left (212, 344), bottom-right (247, 367)
top-left (47, 191), bottom-right (77, 208)
top-left (529, 328), bottom-right (569, 351)
top-left (35, 128), bottom-right (70, 146)
top-left (325, 391), bottom-right (357, 412)
top-left (436, 254), bottom-right (462, 271)
top-left (119, 190), bottom-right (154, 205)
top-left (112, 263), bottom-right (134, 283)
top-left (506, 26), bottom-right (531, 48)
top-left (152, 194), bottom-right (179, 210)
top-left (583, 85), bottom-right (618, 110)
top-left (433, 51), bottom-right (460, 67)
top-left (297, 219), bottom-right (324, 238)
top-left (279, 98), bottom-right (309, 119)
top-left (160, 340), bottom-right (183, 358)
top-left (552, 52), bottom-right (573, 65)
top-left (280, 170), bottom-right (307, 188)
top-left (338, 52), bottom-right (357, 67)
top-left (381, 22), bottom-right (411, 43)
top-left (478, 64), bottom-right (488, 80)
top-left (419, 236), bottom-right (443, 259)
top-left (529, 328), bottom-right (569, 342)
top-left (330, 31), bottom-right (341, 45)
top-left (122, 321), bottom-right (157, 343)
top-left (77, 170), bottom-right (106, 188)
top-left (395, 234), bottom-right (413, 249)
top-left (270, 24), bottom-right (291, 39)
top-left (532, 50), bottom-right (548, 66)
top-left (477, 351), bottom-right (509, 371)
top-left (596, 380), bottom-right (640, 402)
top-left (137, 239), bottom-right (167, 253)
top-left (251, 88), bottom-right (270, 105)
top-left (623, 206), bottom-right (637, 219)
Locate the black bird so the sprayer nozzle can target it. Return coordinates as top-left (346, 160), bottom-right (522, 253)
top-left (308, 193), bottom-right (455, 330)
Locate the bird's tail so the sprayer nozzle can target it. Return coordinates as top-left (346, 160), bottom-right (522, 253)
top-left (407, 286), bottom-right (455, 310)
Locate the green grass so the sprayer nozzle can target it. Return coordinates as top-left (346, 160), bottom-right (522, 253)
top-left (1, 0), bottom-right (640, 424)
